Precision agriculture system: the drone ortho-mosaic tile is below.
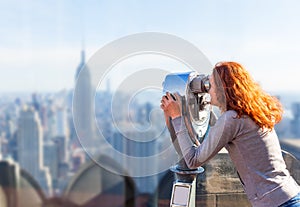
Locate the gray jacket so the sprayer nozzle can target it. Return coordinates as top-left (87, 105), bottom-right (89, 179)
top-left (172, 110), bottom-right (300, 207)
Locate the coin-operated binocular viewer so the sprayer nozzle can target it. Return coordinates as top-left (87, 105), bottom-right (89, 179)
top-left (162, 71), bottom-right (212, 207)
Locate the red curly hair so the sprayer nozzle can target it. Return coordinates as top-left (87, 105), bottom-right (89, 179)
top-left (212, 62), bottom-right (283, 129)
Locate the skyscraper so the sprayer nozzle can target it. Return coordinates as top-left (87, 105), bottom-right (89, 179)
top-left (16, 105), bottom-right (52, 195)
top-left (73, 50), bottom-right (98, 154)
top-left (0, 135), bottom-right (2, 160)
top-left (291, 102), bottom-right (300, 137)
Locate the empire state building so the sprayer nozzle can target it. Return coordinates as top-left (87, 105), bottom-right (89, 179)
top-left (73, 50), bottom-right (97, 150)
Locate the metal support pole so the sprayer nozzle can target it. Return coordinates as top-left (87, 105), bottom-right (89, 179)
top-left (169, 165), bottom-right (204, 207)
top-left (162, 72), bottom-right (210, 207)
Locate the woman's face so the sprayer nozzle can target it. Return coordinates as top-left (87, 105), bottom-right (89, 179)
top-left (208, 74), bottom-right (219, 107)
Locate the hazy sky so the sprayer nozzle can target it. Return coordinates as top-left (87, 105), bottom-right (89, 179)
top-left (1, 0), bottom-right (300, 93)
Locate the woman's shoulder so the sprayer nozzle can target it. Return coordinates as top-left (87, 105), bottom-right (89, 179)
top-left (220, 110), bottom-right (248, 124)
top-left (215, 110), bottom-right (239, 126)
top-left (222, 110), bottom-right (238, 119)
top-left (221, 110), bottom-right (258, 128)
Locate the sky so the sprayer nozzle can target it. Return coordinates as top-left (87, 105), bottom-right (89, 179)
top-left (1, 0), bottom-right (300, 94)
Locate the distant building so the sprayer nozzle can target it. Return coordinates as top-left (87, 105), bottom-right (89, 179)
top-left (0, 101), bottom-right (19, 159)
top-left (0, 134), bottom-right (2, 160)
top-left (16, 105), bottom-right (52, 195)
top-left (0, 134), bottom-right (11, 161)
top-left (71, 147), bottom-right (86, 172)
top-left (73, 50), bottom-right (98, 150)
top-left (275, 108), bottom-right (293, 139)
top-left (44, 141), bottom-right (58, 183)
top-left (291, 102), bottom-right (300, 137)
top-left (109, 122), bottom-right (159, 194)
top-left (53, 106), bottom-right (70, 163)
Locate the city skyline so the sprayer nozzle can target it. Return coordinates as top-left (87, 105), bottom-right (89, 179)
top-left (0, 48), bottom-right (178, 197)
top-left (0, 47), bottom-right (299, 205)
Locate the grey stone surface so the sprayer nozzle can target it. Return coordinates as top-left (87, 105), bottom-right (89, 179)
top-left (197, 152), bottom-right (244, 194)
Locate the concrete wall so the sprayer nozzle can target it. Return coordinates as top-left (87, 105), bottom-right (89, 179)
top-left (157, 150), bottom-right (300, 207)
top-left (195, 152), bottom-right (251, 207)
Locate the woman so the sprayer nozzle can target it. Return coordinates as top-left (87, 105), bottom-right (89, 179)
top-left (161, 62), bottom-right (300, 207)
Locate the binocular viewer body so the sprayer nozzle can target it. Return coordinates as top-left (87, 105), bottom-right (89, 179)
top-left (163, 71), bottom-right (212, 207)
top-left (162, 71), bottom-right (211, 145)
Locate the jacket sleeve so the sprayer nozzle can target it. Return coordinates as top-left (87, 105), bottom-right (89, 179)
top-left (171, 111), bottom-right (239, 169)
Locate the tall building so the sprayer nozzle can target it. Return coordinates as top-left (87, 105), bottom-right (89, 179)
top-left (53, 106), bottom-right (70, 163)
top-left (16, 105), bottom-right (52, 195)
top-left (109, 122), bottom-right (159, 194)
top-left (291, 102), bottom-right (300, 137)
top-left (42, 97), bottom-right (70, 194)
top-left (0, 134), bottom-right (2, 160)
top-left (73, 50), bottom-right (98, 151)
top-left (44, 141), bottom-right (58, 188)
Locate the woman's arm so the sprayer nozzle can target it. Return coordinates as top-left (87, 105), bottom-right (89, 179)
top-left (171, 111), bottom-right (239, 169)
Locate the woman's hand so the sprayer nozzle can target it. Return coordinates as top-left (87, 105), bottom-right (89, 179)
top-left (160, 92), bottom-right (182, 120)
